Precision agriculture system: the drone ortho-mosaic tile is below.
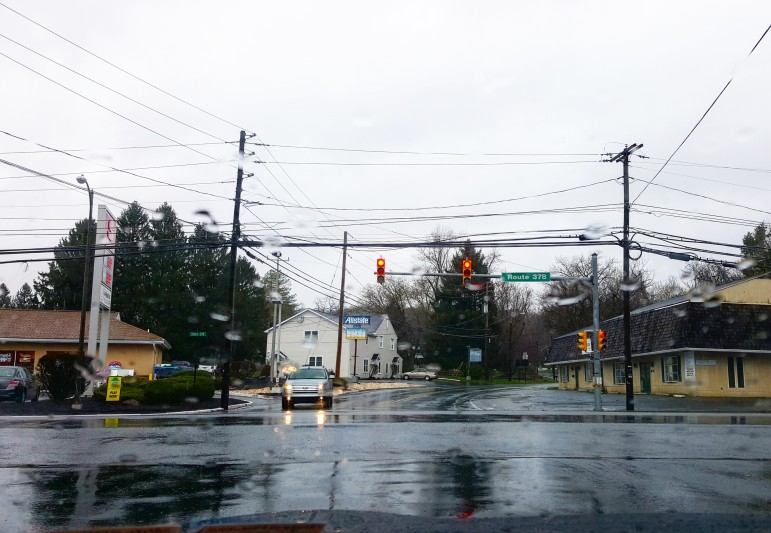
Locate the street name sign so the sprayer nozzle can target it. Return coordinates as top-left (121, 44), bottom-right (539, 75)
top-left (501, 272), bottom-right (551, 282)
top-left (189, 332), bottom-right (207, 337)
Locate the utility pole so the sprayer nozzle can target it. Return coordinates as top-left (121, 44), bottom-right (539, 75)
top-left (270, 251), bottom-right (286, 385)
top-left (591, 253), bottom-right (602, 411)
top-left (334, 231), bottom-right (348, 378)
top-left (222, 129), bottom-right (247, 410)
top-left (608, 143), bottom-right (642, 411)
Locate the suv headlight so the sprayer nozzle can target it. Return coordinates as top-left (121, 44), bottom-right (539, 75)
top-left (318, 383), bottom-right (325, 391)
top-left (284, 383), bottom-right (292, 392)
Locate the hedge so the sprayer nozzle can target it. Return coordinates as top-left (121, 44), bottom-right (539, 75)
top-left (143, 370), bottom-right (215, 405)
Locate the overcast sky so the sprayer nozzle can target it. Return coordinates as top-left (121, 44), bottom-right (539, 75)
top-left (2, 1), bottom-right (770, 309)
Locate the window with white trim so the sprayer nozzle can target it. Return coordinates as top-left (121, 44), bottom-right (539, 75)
top-left (559, 365), bottom-right (568, 383)
top-left (390, 338), bottom-right (396, 351)
top-left (662, 356), bottom-right (681, 383)
top-left (363, 360), bottom-right (369, 372)
top-left (308, 356), bottom-right (323, 367)
top-left (378, 336), bottom-right (384, 349)
top-left (585, 363), bottom-right (593, 382)
top-left (303, 330), bottom-right (319, 345)
top-left (614, 362), bottom-right (626, 385)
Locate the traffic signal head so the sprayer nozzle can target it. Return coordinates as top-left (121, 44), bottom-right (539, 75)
top-left (376, 258), bottom-right (386, 284)
top-left (462, 258), bottom-right (472, 286)
top-left (597, 330), bottom-right (607, 351)
top-left (577, 331), bottom-right (588, 352)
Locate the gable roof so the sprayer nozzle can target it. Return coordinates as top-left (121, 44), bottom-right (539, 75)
top-left (265, 308), bottom-right (390, 336)
top-left (547, 301), bottom-right (771, 364)
top-left (0, 309), bottom-right (170, 348)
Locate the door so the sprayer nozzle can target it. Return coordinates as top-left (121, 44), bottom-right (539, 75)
top-left (574, 367), bottom-right (580, 390)
top-left (640, 362), bottom-right (652, 394)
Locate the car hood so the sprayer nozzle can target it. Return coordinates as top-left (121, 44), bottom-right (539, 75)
top-left (286, 378), bottom-right (328, 387)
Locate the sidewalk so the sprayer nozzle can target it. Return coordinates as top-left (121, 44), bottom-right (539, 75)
top-left (564, 389), bottom-right (771, 413)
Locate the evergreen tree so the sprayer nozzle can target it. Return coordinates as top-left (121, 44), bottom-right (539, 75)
top-left (12, 283), bottom-right (38, 308)
top-left (741, 223), bottom-right (771, 276)
top-left (111, 202), bottom-right (152, 325)
top-left (0, 283), bottom-right (10, 307)
top-left (34, 218), bottom-right (96, 310)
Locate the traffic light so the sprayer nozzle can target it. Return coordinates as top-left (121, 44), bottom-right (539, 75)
top-left (597, 330), bottom-right (607, 351)
top-left (462, 258), bottom-right (472, 286)
top-left (577, 331), bottom-right (588, 352)
top-left (376, 258), bottom-right (386, 284)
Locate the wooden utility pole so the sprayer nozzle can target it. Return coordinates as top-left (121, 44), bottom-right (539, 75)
top-left (222, 129), bottom-right (247, 410)
top-left (334, 231), bottom-right (348, 377)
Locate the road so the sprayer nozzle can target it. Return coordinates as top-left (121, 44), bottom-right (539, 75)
top-left (0, 383), bottom-right (769, 532)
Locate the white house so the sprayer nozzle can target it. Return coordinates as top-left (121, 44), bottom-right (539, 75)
top-left (265, 309), bottom-right (402, 379)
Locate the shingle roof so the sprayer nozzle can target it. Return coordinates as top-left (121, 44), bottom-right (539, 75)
top-left (0, 309), bottom-right (169, 346)
top-left (547, 302), bottom-right (771, 364)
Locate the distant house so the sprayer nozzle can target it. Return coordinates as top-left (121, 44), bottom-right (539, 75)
top-left (265, 308), bottom-right (402, 379)
top-left (0, 309), bottom-right (170, 377)
top-left (546, 277), bottom-right (771, 398)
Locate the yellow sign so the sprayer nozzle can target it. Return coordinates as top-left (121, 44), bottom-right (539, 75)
top-left (106, 376), bottom-right (122, 402)
top-left (104, 418), bottom-right (119, 428)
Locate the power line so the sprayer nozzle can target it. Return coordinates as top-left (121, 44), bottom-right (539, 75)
top-left (0, 141), bottom-right (233, 155)
top-left (255, 159), bottom-right (601, 167)
top-left (632, 23), bottom-right (771, 204)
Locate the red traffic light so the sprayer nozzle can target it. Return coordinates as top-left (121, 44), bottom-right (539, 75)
top-left (462, 259), bottom-right (472, 285)
top-left (597, 330), bottom-right (607, 351)
top-left (376, 258), bottom-right (386, 284)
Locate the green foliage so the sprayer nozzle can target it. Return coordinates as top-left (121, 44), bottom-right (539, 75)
top-left (228, 360), bottom-right (258, 381)
top-left (143, 370), bottom-right (215, 405)
top-left (742, 223), bottom-right (771, 276)
top-left (36, 353), bottom-right (91, 402)
top-left (12, 283), bottom-right (39, 309)
top-left (469, 365), bottom-right (485, 380)
top-left (93, 378), bottom-right (148, 403)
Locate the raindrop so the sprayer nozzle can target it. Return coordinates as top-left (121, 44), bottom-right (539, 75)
top-left (119, 453), bottom-right (138, 464)
top-left (195, 296), bottom-right (206, 303)
top-left (71, 403), bottom-right (83, 411)
top-left (187, 316), bottom-right (200, 325)
top-left (238, 480), bottom-right (258, 492)
top-left (270, 291), bottom-right (282, 302)
top-left (397, 342), bottom-right (412, 351)
top-left (672, 308), bottom-right (687, 318)
top-left (754, 331), bottom-right (769, 340)
top-left (185, 396), bottom-right (200, 404)
top-left (556, 291), bottom-right (591, 306)
top-left (150, 240), bottom-right (159, 248)
top-left (193, 210), bottom-right (220, 234)
top-left (757, 313), bottom-right (768, 322)
top-left (225, 330), bottom-right (242, 342)
top-left (150, 211), bottom-right (165, 221)
top-left (582, 224), bottom-right (609, 240)
top-left (411, 266), bottom-right (427, 276)
top-left (253, 280), bottom-right (265, 289)
top-left (137, 241), bottom-right (146, 251)
top-left (0, 286), bottom-right (7, 298)
top-left (465, 281), bottom-right (485, 291)
top-left (232, 379), bottom-right (244, 387)
top-left (264, 450), bottom-right (274, 458)
top-left (680, 269), bottom-right (695, 282)
top-left (688, 284), bottom-right (716, 303)
top-left (314, 450), bottom-right (321, 457)
top-left (483, 295), bottom-right (491, 302)
top-left (702, 325), bottom-right (710, 333)
top-left (210, 312), bottom-right (229, 322)
top-left (703, 295), bottom-right (724, 309)
top-left (263, 235), bottom-right (286, 253)
top-left (620, 279), bottom-right (641, 292)
top-left (726, 316), bottom-right (736, 324)
top-left (736, 258), bottom-right (757, 271)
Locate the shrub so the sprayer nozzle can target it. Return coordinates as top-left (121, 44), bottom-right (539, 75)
top-left (469, 365), bottom-right (485, 380)
top-left (93, 377), bottom-right (148, 403)
top-left (143, 370), bottom-right (215, 405)
top-left (36, 353), bottom-right (93, 402)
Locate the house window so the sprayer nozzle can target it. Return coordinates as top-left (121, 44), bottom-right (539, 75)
top-left (585, 363), bottom-right (593, 382)
top-left (727, 356), bottom-right (745, 388)
top-left (363, 360), bottom-right (369, 372)
top-left (559, 365), bottom-right (568, 383)
top-left (308, 356), bottom-right (323, 367)
top-left (390, 338), bottom-right (396, 351)
top-left (662, 356), bottom-right (681, 383)
top-left (614, 362), bottom-right (626, 384)
top-left (378, 336), bottom-right (384, 349)
top-left (304, 331), bottom-right (319, 345)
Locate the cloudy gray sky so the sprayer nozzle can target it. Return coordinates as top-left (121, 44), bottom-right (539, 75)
top-left (1, 1), bottom-right (770, 307)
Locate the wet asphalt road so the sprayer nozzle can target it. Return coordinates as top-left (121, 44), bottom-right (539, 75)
top-left (0, 383), bottom-right (769, 532)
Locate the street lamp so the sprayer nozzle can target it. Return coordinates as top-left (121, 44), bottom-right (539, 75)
top-left (76, 175), bottom-right (94, 359)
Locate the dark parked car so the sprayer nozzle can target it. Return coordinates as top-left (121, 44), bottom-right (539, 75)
top-left (0, 366), bottom-right (41, 403)
top-left (153, 364), bottom-right (194, 379)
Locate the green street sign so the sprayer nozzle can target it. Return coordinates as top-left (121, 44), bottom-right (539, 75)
top-left (189, 332), bottom-right (207, 337)
top-left (501, 272), bottom-right (551, 282)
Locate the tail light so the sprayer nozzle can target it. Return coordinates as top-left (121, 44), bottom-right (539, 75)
top-left (7, 380), bottom-right (19, 389)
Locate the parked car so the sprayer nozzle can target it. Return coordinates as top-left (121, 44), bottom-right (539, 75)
top-left (402, 368), bottom-right (438, 381)
top-left (281, 366), bottom-right (333, 410)
top-left (0, 366), bottom-right (41, 403)
top-left (153, 364), bottom-right (193, 379)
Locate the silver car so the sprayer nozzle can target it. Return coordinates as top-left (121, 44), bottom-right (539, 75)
top-left (402, 368), bottom-right (437, 381)
top-left (281, 366), bottom-right (334, 410)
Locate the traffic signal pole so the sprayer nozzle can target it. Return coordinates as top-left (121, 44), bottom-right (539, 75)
top-left (591, 253), bottom-right (602, 411)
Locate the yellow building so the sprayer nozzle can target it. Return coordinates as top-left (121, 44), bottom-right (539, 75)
top-left (0, 309), bottom-right (169, 377)
top-left (547, 277), bottom-right (771, 398)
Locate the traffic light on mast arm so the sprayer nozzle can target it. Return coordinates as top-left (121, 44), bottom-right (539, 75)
top-left (577, 331), bottom-right (588, 352)
top-left (597, 330), bottom-right (607, 351)
top-left (376, 258), bottom-right (386, 285)
top-left (462, 258), bottom-right (472, 286)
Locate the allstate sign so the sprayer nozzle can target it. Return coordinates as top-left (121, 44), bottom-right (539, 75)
top-left (343, 315), bottom-right (371, 325)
